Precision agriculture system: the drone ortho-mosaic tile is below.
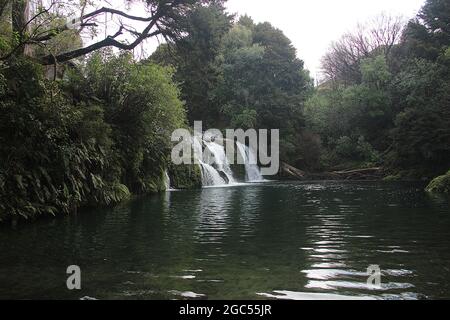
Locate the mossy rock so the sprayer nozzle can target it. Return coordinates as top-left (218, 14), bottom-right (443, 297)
top-left (426, 170), bottom-right (450, 194)
top-left (169, 163), bottom-right (202, 189)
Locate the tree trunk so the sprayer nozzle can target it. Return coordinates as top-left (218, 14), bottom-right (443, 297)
top-left (11, 0), bottom-right (29, 55)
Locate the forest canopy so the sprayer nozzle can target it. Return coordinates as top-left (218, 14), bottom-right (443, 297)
top-left (1, 0), bottom-right (449, 222)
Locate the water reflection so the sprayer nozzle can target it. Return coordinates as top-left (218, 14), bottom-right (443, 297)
top-left (0, 181), bottom-right (449, 299)
top-left (296, 182), bottom-right (419, 298)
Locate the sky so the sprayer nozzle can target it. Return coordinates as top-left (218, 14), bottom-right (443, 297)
top-left (225, 0), bottom-right (426, 79)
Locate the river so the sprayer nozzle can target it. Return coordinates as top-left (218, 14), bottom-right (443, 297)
top-left (1, 181), bottom-right (449, 300)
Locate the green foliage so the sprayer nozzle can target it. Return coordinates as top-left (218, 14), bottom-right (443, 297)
top-left (0, 58), bottom-right (115, 221)
top-left (0, 1), bottom-right (11, 56)
top-left (168, 164), bottom-right (202, 189)
top-left (389, 102), bottom-right (450, 178)
top-left (216, 19), bottom-right (313, 164)
top-left (80, 52), bottom-right (186, 194)
top-left (307, 0), bottom-right (450, 177)
top-left (360, 55), bottom-right (391, 88)
top-left (230, 109), bottom-right (257, 129)
top-left (335, 136), bottom-right (380, 164)
top-left (387, 56), bottom-right (450, 178)
top-left (165, 3), bottom-right (233, 126)
top-left (305, 54), bottom-right (392, 169)
top-left (152, 12), bottom-right (313, 166)
top-left (0, 51), bottom-right (186, 222)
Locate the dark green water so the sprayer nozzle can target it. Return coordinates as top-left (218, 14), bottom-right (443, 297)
top-left (1, 181), bottom-right (450, 300)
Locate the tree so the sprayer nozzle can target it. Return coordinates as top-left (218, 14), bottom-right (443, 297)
top-left (387, 55), bottom-right (450, 178)
top-left (419, 0), bottom-right (450, 41)
top-left (151, 2), bottom-right (233, 126)
top-left (0, 0), bottom-right (221, 64)
top-left (402, 0), bottom-right (450, 62)
top-left (173, 2), bottom-right (232, 126)
top-left (215, 19), bottom-right (313, 164)
top-left (383, 0), bottom-right (450, 178)
top-left (321, 14), bottom-right (404, 84)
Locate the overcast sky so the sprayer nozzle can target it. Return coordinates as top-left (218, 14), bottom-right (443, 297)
top-left (225, 0), bottom-right (426, 78)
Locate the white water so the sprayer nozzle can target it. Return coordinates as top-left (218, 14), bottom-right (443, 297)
top-left (164, 171), bottom-right (173, 191)
top-left (236, 142), bottom-right (264, 182)
top-left (204, 141), bottom-right (236, 184)
top-left (190, 136), bottom-right (264, 187)
top-left (192, 137), bottom-right (227, 186)
top-left (199, 162), bottom-right (226, 186)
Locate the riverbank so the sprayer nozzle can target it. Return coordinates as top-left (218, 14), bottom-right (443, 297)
top-left (279, 162), bottom-right (385, 181)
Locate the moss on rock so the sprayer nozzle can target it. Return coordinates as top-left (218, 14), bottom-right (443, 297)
top-left (426, 170), bottom-right (450, 194)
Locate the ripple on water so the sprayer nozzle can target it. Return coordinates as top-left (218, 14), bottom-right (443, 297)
top-left (256, 290), bottom-right (376, 300)
top-left (305, 280), bottom-right (415, 291)
top-left (301, 269), bottom-right (367, 280)
top-left (169, 291), bottom-right (206, 299)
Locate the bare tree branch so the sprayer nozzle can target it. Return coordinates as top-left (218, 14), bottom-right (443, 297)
top-left (40, 7), bottom-right (164, 65)
top-left (321, 14), bottom-right (405, 83)
top-left (1, 0), bottom-right (205, 65)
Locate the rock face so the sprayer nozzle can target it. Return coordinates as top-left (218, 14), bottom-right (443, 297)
top-left (426, 170), bottom-right (450, 194)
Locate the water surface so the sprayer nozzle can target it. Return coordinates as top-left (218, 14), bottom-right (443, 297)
top-left (1, 181), bottom-right (449, 300)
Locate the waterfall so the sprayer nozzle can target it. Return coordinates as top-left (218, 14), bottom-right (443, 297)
top-left (199, 162), bottom-right (227, 186)
top-left (192, 136), bottom-right (226, 186)
top-left (190, 136), bottom-right (263, 187)
top-left (164, 171), bottom-right (172, 191)
top-left (236, 141), bottom-right (264, 182)
top-left (204, 141), bottom-right (236, 184)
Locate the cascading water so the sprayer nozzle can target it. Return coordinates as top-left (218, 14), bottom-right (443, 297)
top-left (199, 162), bottom-right (227, 186)
top-left (236, 142), bottom-right (264, 182)
top-left (204, 141), bottom-right (236, 184)
top-left (192, 137), bottom-right (227, 186)
top-left (190, 136), bottom-right (264, 187)
top-left (164, 171), bottom-right (173, 191)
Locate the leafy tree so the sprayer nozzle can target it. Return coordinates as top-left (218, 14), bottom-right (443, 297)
top-left (215, 19), bottom-right (313, 164)
top-left (305, 54), bottom-right (392, 167)
top-left (388, 56), bottom-right (450, 178)
top-left (402, 0), bottom-right (450, 62)
top-left (168, 2), bottom-right (232, 126)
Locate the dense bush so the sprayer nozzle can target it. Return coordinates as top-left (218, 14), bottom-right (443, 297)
top-left (79, 52), bottom-right (186, 194)
top-left (0, 53), bottom-right (186, 222)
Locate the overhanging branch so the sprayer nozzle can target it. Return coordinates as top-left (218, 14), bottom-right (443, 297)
top-left (37, 2), bottom-right (176, 65)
